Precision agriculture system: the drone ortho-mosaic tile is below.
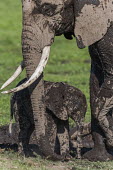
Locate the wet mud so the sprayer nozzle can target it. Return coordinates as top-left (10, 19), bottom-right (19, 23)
top-left (0, 123), bottom-right (42, 156)
top-left (0, 123), bottom-right (93, 157)
top-left (0, 122), bottom-right (113, 161)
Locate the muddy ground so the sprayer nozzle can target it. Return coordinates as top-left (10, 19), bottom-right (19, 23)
top-left (0, 123), bottom-right (94, 159)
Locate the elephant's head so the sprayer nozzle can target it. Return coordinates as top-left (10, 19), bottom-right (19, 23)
top-left (1, 0), bottom-right (113, 160)
top-left (1, 0), bottom-right (75, 92)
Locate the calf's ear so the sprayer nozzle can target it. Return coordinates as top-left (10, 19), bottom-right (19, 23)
top-left (45, 83), bottom-right (68, 121)
top-left (74, 0), bottom-right (113, 48)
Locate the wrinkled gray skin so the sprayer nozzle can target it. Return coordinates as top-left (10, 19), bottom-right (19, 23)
top-left (74, 0), bottom-right (113, 161)
top-left (0, 123), bottom-right (94, 156)
top-left (20, 0), bottom-right (113, 161)
top-left (11, 79), bottom-right (87, 159)
top-left (21, 0), bottom-right (74, 160)
top-left (84, 26), bottom-right (113, 161)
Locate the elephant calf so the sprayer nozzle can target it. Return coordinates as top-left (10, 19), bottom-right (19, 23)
top-left (11, 79), bottom-right (87, 159)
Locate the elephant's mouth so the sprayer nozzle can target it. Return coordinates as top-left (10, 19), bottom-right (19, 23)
top-left (1, 46), bottom-right (51, 93)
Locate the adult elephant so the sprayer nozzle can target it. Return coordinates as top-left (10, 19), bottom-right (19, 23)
top-left (1, 0), bottom-right (113, 161)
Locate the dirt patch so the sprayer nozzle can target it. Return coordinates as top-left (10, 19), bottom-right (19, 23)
top-left (0, 123), bottom-right (93, 158)
top-left (0, 122), bottom-right (112, 162)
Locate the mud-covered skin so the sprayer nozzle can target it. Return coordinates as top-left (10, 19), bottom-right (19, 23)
top-left (70, 122), bottom-right (94, 151)
top-left (83, 25), bottom-right (113, 161)
top-left (33, 0), bottom-right (74, 36)
top-left (11, 79), bottom-right (87, 159)
top-left (20, 0), bottom-right (113, 160)
top-left (90, 25), bottom-right (113, 146)
top-left (0, 122), bottom-right (94, 158)
top-left (74, 0), bottom-right (113, 48)
top-left (21, 0), bottom-right (75, 160)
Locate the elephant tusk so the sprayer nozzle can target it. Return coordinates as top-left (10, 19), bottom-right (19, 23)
top-left (1, 46), bottom-right (50, 94)
top-left (0, 61), bottom-right (25, 90)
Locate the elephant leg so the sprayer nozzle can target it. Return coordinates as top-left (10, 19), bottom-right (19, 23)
top-left (17, 103), bottom-right (35, 156)
top-left (57, 120), bottom-right (69, 155)
top-left (83, 64), bottom-right (112, 161)
top-left (70, 118), bottom-right (84, 159)
top-left (56, 120), bottom-right (70, 159)
top-left (11, 86), bottom-right (35, 156)
top-left (70, 122), bottom-right (93, 149)
top-left (45, 111), bottom-right (57, 157)
top-left (76, 121), bottom-right (84, 159)
top-left (91, 26), bottom-right (113, 147)
top-left (69, 97), bottom-right (87, 159)
top-left (83, 34), bottom-right (113, 161)
top-left (94, 89), bottom-right (113, 147)
top-left (18, 117), bottom-right (34, 156)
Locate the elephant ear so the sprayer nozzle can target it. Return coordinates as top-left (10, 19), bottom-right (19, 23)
top-left (45, 82), bottom-right (68, 121)
top-left (74, 0), bottom-right (113, 48)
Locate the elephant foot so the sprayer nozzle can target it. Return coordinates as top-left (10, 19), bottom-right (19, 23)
top-left (63, 153), bottom-right (73, 161)
top-left (82, 130), bottom-right (113, 161)
top-left (83, 145), bottom-right (113, 161)
top-left (18, 147), bottom-right (36, 158)
top-left (18, 143), bottom-right (36, 158)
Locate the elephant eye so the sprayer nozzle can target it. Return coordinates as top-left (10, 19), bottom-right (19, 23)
top-left (41, 3), bottom-right (57, 16)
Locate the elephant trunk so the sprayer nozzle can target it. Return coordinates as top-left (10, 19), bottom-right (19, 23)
top-left (22, 8), bottom-right (64, 161)
top-left (22, 18), bottom-right (46, 138)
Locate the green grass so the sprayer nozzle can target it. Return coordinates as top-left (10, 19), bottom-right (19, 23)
top-left (1, 0), bottom-right (112, 170)
top-left (1, 151), bottom-right (113, 170)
